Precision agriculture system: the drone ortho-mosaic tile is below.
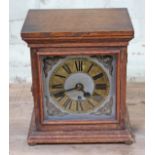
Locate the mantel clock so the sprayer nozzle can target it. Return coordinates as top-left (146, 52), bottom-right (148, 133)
top-left (21, 9), bottom-right (134, 145)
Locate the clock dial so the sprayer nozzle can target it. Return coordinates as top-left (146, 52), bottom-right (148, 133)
top-left (49, 57), bottom-right (110, 114)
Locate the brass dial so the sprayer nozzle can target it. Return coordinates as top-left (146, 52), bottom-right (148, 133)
top-left (49, 57), bottom-right (110, 114)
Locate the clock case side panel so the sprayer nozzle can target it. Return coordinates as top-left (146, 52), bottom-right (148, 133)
top-left (120, 47), bottom-right (134, 133)
top-left (30, 48), bottom-right (42, 129)
top-left (33, 48), bottom-right (123, 131)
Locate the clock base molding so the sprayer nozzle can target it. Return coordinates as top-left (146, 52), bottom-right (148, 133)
top-left (27, 110), bottom-right (134, 145)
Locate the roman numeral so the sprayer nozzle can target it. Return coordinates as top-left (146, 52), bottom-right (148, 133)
top-left (93, 73), bottom-right (104, 80)
top-left (53, 90), bottom-right (65, 98)
top-left (87, 63), bottom-right (94, 73)
top-left (51, 84), bottom-right (63, 89)
top-left (57, 96), bottom-right (64, 102)
top-left (95, 84), bottom-right (106, 90)
top-left (93, 92), bottom-right (103, 101)
top-left (63, 98), bottom-right (72, 109)
top-left (55, 74), bottom-right (66, 79)
top-left (75, 60), bottom-right (83, 72)
top-left (62, 64), bottom-right (72, 74)
top-left (93, 91), bottom-right (100, 96)
top-left (87, 100), bottom-right (95, 108)
top-left (76, 100), bottom-right (83, 111)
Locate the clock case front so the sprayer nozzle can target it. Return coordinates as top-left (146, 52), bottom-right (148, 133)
top-left (21, 9), bottom-right (134, 145)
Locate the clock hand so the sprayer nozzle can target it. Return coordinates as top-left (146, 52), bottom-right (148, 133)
top-left (75, 83), bottom-right (91, 97)
top-left (84, 92), bottom-right (91, 97)
top-left (65, 83), bottom-right (85, 92)
top-left (65, 87), bottom-right (77, 92)
top-left (62, 84), bottom-right (82, 94)
top-left (81, 90), bottom-right (91, 97)
top-left (54, 87), bottom-right (77, 97)
top-left (63, 83), bottom-right (91, 97)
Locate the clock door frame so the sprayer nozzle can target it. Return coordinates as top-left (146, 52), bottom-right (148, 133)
top-left (30, 47), bottom-right (126, 131)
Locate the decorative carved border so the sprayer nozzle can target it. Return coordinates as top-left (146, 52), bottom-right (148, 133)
top-left (91, 96), bottom-right (113, 115)
top-left (43, 55), bottom-right (113, 77)
top-left (95, 55), bottom-right (113, 75)
top-left (45, 96), bottom-right (68, 116)
top-left (43, 56), bottom-right (64, 77)
top-left (45, 95), bottom-right (113, 116)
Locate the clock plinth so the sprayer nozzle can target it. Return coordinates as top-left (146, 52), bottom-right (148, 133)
top-left (21, 9), bottom-right (134, 144)
top-left (28, 110), bottom-right (134, 145)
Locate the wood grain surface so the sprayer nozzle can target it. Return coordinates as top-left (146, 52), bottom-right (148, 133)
top-left (21, 8), bottom-right (134, 38)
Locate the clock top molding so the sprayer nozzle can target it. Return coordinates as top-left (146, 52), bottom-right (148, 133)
top-left (21, 8), bottom-right (134, 47)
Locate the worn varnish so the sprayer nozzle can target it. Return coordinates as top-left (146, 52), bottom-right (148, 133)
top-left (21, 9), bottom-right (133, 37)
top-left (21, 8), bottom-right (134, 145)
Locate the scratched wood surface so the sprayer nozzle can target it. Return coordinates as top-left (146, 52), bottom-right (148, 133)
top-left (9, 82), bottom-right (144, 155)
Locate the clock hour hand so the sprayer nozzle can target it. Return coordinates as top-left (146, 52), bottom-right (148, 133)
top-left (82, 90), bottom-right (91, 97)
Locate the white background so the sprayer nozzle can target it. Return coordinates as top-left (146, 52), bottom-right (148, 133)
top-left (9, 0), bottom-right (145, 83)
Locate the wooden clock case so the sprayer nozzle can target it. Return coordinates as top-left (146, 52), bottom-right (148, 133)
top-left (21, 9), bottom-right (134, 145)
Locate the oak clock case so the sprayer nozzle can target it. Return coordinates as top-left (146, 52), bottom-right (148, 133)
top-left (42, 55), bottom-right (116, 121)
top-left (21, 9), bottom-right (134, 144)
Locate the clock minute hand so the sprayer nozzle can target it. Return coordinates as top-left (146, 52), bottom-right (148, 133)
top-left (64, 83), bottom-right (85, 93)
top-left (54, 87), bottom-right (76, 97)
top-left (65, 87), bottom-right (77, 92)
top-left (81, 90), bottom-right (91, 97)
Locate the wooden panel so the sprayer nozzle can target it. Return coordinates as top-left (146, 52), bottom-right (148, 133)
top-left (27, 110), bottom-right (134, 145)
top-left (21, 8), bottom-right (134, 39)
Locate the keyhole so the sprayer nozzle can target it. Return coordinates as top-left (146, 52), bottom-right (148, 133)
top-left (78, 96), bottom-right (82, 100)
